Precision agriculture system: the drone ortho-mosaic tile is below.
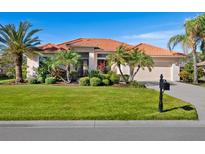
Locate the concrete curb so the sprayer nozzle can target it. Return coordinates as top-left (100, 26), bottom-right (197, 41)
top-left (0, 120), bottom-right (205, 128)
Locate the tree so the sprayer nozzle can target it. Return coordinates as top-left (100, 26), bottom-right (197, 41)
top-left (0, 21), bottom-right (41, 83)
top-left (53, 50), bottom-right (81, 83)
top-left (168, 18), bottom-right (200, 84)
top-left (195, 14), bottom-right (205, 55)
top-left (107, 45), bottom-right (129, 83)
top-left (127, 48), bottom-right (154, 82)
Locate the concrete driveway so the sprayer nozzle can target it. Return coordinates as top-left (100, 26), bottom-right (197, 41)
top-left (148, 82), bottom-right (205, 120)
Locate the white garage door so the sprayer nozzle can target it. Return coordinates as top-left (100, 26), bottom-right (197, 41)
top-left (133, 66), bottom-right (171, 81)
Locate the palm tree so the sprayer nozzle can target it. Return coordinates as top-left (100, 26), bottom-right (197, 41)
top-left (168, 18), bottom-right (200, 84)
top-left (53, 49), bottom-right (80, 83)
top-left (127, 48), bottom-right (154, 82)
top-left (0, 21), bottom-right (41, 83)
top-left (107, 45), bottom-right (129, 83)
top-left (195, 14), bottom-right (205, 55)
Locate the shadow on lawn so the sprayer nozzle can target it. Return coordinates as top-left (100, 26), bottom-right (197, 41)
top-left (163, 105), bottom-right (194, 112)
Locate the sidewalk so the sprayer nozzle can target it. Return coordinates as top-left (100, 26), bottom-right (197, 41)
top-left (0, 120), bottom-right (204, 128)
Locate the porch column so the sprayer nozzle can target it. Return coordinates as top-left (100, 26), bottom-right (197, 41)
top-left (26, 55), bottom-right (39, 78)
top-left (171, 63), bottom-right (180, 81)
top-left (89, 51), bottom-right (97, 70)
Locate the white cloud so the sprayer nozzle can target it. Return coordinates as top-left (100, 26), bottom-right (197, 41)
top-left (122, 30), bottom-right (183, 40)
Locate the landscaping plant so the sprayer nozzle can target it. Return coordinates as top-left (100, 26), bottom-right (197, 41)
top-left (90, 77), bottom-right (102, 86)
top-left (45, 77), bottom-right (56, 84)
top-left (168, 14), bottom-right (205, 84)
top-left (52, 50), bottom-right (81, 84)
top-left (102, 79), bottom-right (110, 86)
top-left (0, 21), bottom-right (41, 83)
top-left (79, 77), bottom-right (90, 86)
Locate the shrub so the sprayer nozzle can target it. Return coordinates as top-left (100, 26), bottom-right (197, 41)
top-left (45, 77), bottom-right (56, 84)
top-left (90, 77), bottom-right (102, 86)
top-left (0, 74), bottom-right (9, 80)
top-left (109, 72), bottom-right (120, 84)
top-left (129, 81), bottom-right (146, 88)
top-left (100, 74), bottom-right (110, 79)
top-left (70, 71), bottom-right (78, 82)
top-left (89, 70), bottom-right (100, 78)
top-left (181, 62), bottom-right (205, 82)
top-left (37, 76), bottom-right (45, 83)
top-left (198, 67), bottom-right (205, 79)
top-left (28, 77), bottom-right (38, 84)
top-left (79, 77), bottom-right (90, 86)
top-left (102, 79), bottom-right (110, 86)
top-left (179, 70), bottom-right (191, 82)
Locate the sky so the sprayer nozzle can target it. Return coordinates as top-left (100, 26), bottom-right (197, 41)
top-left (0, 12), bottom-right (202, 52)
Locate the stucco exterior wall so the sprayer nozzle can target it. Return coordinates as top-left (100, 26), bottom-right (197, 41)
top-left (115, 57), bottom-right (180, 81)
top-left (26, 55), bottom-right (39, 78)
top-left (73, 47), bottom-right (97, 70)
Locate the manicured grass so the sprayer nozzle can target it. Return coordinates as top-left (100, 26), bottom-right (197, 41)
top-left (0, 85), bottom-right (198, 120)
top-left (0, 79), bottom-right (15, 85)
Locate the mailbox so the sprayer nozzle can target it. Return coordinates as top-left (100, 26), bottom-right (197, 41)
top-left (163, 80), bottom-right (170, 91)
top-left (159, 74), bottom-right (170, 112)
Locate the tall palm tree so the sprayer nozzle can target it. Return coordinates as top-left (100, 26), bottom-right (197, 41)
top-left (107, 45), bottom-right (129, 83)
top-left (195, 14), bottom-right (205, 55)
top-left (127, 48), bottom-right (154, 82)
top-left (0, 21), bottom-right (41, 83)
top-left (168, 18), bottom-right (200, 84)
top-left (53, 49), bottom-right (81, 83)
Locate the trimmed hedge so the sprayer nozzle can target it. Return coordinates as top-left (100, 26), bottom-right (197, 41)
top-left (79, 77), bottom-right (90, 86)
top-left (90, 77), bottom-right (102, 86)
top-left (45, 77), bottom-right (56, 84)
top-left (37, 77), bottom-right (45, 83)
top-left (129, 81), bottom-right (146, 88)
top-left (28, 77), bottom-right (38, 84)
top-left (102, 79), bottom-right (110, 86)
top-left (109, 73), bottom-right (120, 84)
top-left (101, 74), bottom-right (110, 79)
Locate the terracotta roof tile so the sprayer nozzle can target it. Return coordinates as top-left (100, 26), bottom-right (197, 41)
top-left (59, 38), bottom-right (133, 51)
top-left (134, 43), bottom-right (184, 57)
top-left (38, 39), bottom-right (184, 57)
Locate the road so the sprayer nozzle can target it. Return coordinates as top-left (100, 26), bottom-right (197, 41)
top-left (0, 121), bottom-right (205, 140)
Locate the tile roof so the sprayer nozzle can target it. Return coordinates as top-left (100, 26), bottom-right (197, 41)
top-left (134, 43), bottom-right (184, 57)
top-left (38, 43), bottom-right (69, 53)
top-left (58, 38), bottom-right (133, 51)
top-left (38, 39), bottom-right (184, 57)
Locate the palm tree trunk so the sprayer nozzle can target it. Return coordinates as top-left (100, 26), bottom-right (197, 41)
top-left (117, 64), bottom-right (128, 84)
top-left (66, 65), bottom-right (71, 83)
top-left (129, 66), bottom-right (134, 82)
top-left (192, 47), bottom-right (198, 84)
top-left (131, 66), bottom-right (140, 82)
top-left (13, 54), bottom-right (23, 83)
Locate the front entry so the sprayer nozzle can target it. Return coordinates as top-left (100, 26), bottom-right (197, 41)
top-left (78, 59), bottom-right (89, 77)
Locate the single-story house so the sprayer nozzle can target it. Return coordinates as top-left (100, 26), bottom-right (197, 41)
top-left (27, 38), bottom-right (184, 81)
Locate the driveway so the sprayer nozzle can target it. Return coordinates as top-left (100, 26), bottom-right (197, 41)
top-left (148, 82), bottom-right (205, 120)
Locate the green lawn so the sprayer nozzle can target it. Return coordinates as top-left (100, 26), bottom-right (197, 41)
top-left (0, 85), bottom-right (198, 120)
top-left (0, 79), bottom-right (15, 85)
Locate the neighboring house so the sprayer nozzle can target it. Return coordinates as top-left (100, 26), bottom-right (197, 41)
top-left (27, 38), bottom-right (184, 81)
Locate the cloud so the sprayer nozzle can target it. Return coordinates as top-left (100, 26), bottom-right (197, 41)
top-left (122, 30), bottom-right (183, 40)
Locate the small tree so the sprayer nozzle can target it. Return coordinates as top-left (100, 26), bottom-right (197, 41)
top-left (107, 45), bottom-right (129, 83)
top-left (127, 48), bottom-right (154, 82)
top-left (53, 50), bottom-right (80, 83)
